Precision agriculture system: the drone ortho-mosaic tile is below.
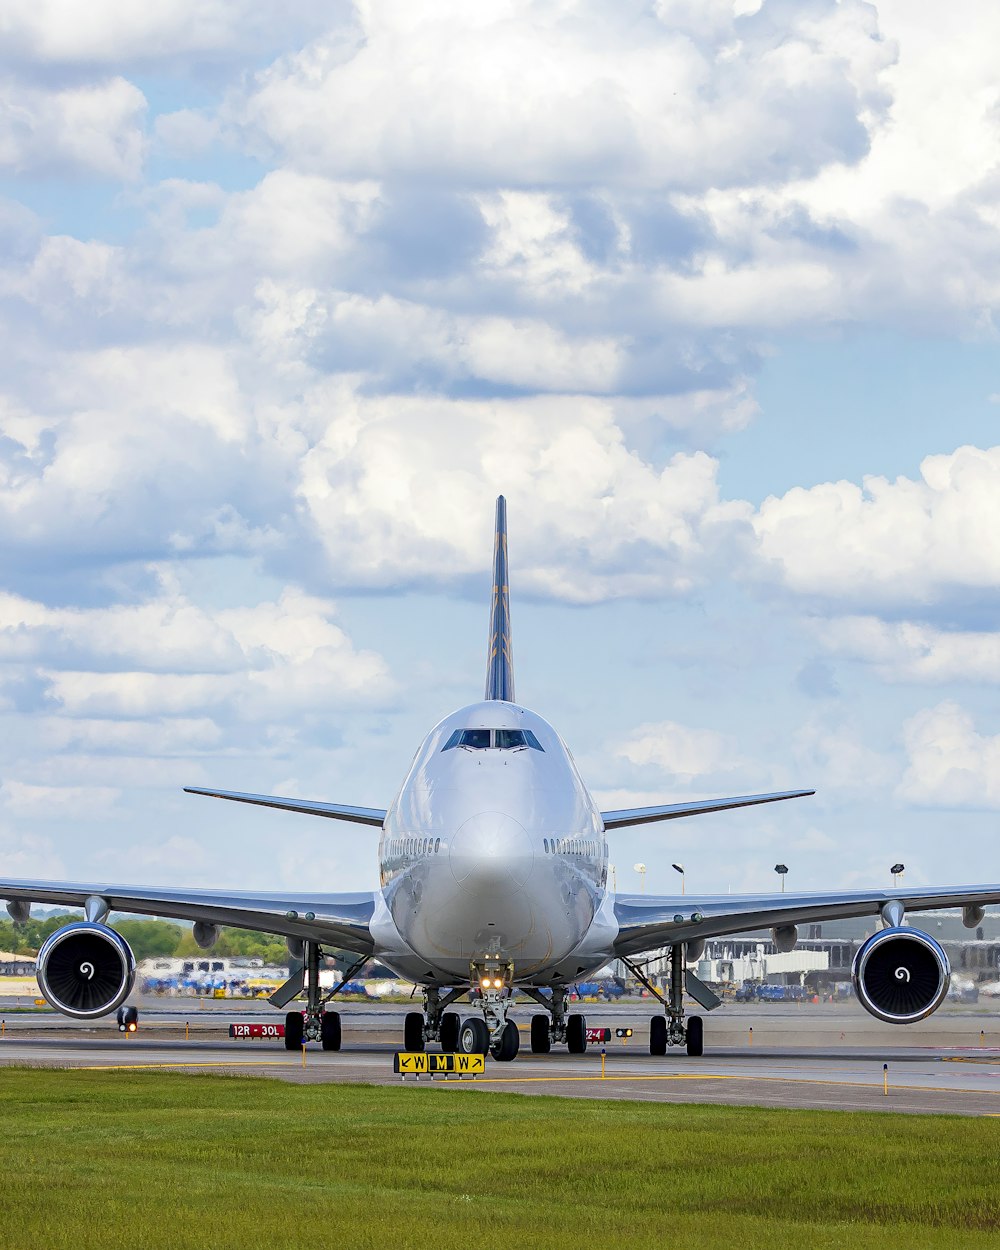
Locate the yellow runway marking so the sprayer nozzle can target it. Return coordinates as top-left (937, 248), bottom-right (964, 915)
top-left (454, 1070), bottom-right (1000, 1097)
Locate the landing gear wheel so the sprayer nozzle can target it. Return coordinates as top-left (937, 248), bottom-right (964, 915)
top-left (284, 1011), bottom-right (303, 1050)
top-left (440, 1011), bottom-right (460, 1052)
top-left (566, 1013), bottom-right (587, 1054)
top-left (649, 1015), bottom-right (667, 1056)
top-left (320, 1011), bottom-right (341, 1051)
top-left (404, 1011), bottom-right (425, 1052)
top-left (491, 1020), bottom-right (520, 1062)
top-left (458, 1016), bottom-right (490, 1055)
top-left (530, 1014), bottom-right (551, 1054)
top-left (686, 1015), bottom-right (704, 1057)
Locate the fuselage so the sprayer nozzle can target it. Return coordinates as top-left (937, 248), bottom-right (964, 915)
top-left (370, 700), bottom-right (619, 986)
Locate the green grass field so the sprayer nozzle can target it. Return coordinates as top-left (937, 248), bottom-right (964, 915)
top-left (1, 1069), bottom-right (998, 1249)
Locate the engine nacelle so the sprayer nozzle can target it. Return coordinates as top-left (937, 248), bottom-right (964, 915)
top-left (772, 924), bottom-right (798, 954)
top-left (852, 926), bottom-right (950, 1024)
top-left (193, 921), bottom-right (219, 950)
top-left (36, 922), bottom-right (136, 1019)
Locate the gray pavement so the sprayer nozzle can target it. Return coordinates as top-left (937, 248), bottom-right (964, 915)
top-left (4, 1001), bottom-right (1000, 1115)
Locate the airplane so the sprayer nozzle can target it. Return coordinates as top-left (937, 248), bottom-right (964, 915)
top-left (3, 496), bottom-right (999, 1060)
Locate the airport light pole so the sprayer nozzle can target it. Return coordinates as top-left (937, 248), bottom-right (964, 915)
top-left (671, 862), bottom-right (685, 895)
top-left (634, 862), bottom-right (647, 893)
top-left (891, 862), bottom-right (905, 888)
top-left (774, 863), bottom-right (788, 893)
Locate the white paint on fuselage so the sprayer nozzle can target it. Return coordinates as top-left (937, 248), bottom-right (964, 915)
top-left (370, 701), bottom-right (618, 986)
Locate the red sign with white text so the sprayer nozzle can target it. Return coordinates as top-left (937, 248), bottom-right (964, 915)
top-left (229, 1022), bottom-right (285, 1039)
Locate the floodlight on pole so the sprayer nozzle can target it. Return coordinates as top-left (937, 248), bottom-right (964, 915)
top-left (774, 863), bottom-right (788, 893)
top-left (633, 862), bottom-right (647, 893)
top-left (891, 862), bottom-right (905, 887)
top-left (671, 863), bottom-right (685, 896)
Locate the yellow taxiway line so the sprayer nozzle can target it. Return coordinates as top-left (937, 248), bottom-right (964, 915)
top-left (18, 1059), bottom-right (1000, 1101)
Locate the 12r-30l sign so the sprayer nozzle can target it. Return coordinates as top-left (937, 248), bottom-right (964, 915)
top-left (229, 1023), bottom-right (285, 1039)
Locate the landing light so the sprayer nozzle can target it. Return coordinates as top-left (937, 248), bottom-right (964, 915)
top-left (481, 977), bottom-right (491, 989)
top-left (492, 978), bottom-right (503, 989)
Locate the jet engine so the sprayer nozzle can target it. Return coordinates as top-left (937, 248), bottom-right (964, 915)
top-left (36, 922), bottom-right (136, 1019)
top-left (852, 926), bottom-right (950, 1024)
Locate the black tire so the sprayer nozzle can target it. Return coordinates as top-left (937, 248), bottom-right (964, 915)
top-left (566, 1013), bottom-right (587, 1054)
top-left (284, 1011), bottom-right (303, 1050)
top-left (491, 1020), bottom-right (520, 1062)
top-left (649, 1015), bottom-right (667, 1056)
top-left (686, 1015), bottom-right (704, 1057)
top-left (440, 1011), bottom-right (460, 1052)
top-left (530, 1014), bottom-right (551, 1054)
top-left (458, 1016), bottom-right (490, 1055)
top-left (116, 1005), bottom-right (138, 1032)
top-left (404, 1010), bottom-right (425, 1052)
top-left (320, 1011), bottom-right (341, 1052)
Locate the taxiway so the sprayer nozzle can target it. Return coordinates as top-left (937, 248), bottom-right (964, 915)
top-left (3, 1001), bottom-right (1000, 1115)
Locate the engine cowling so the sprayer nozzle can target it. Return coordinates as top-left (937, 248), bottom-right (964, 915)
top-left (852, 926), bottom-right (950, 1024)
top-left (36, 922), bottom-right (136, 1019)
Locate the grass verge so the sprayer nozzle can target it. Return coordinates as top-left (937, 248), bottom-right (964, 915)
top-left (1, 1068), bottom-right (998, 1248)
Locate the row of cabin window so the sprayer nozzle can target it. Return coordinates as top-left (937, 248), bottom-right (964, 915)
top-left (543, 837), bottom-right (602, 857)
top-left (441, 728), bottom-right (545, 752)
top-left (387, 837), bottom-right (441, 858)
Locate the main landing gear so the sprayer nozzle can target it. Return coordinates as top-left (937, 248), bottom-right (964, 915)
top-left (522, 986), bottom-right (588, 1055)
top-left (401, 985), bottom-right (468, 1055)
top-left (624, 947), bottom-right (704, 1058)
top-left (281, 941), bottom-right (366, 1052)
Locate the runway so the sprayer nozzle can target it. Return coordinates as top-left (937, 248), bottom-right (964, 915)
top-left (4, 1002), bottom-right (1000, 1115)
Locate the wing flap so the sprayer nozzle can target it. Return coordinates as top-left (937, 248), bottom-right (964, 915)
top-left (601, 789), bottom-right (815, 829)
top-left (184, 787), bottom-right (386, 827)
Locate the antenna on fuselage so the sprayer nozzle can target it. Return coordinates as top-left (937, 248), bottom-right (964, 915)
top-left (485, 495), bottom-right (515, 702)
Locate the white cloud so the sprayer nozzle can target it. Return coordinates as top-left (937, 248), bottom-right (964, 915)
top-left (614, 719), bottom-right (739, 782)
top-left (0, 77), bottom-right (146, 179)
top-left (238, 0), bottom-right (889, 189)
top-left (816, 617), bottom-right (1000, 684)
top-left (0, 826), bottom-right (65, 878)
top-left (0, 577), bottom-right (395, 718)
top-left (900, 702), bottom-right (1000, 808)
top-left (0, 779), bottom-right (119, 817)
top-left (753, 445), bottom-right (1000, 605)
top-left (792, 717), bottom-right (897, 795)
top-left (0, 0), bottom-right (329, 66)
top-left (295, 387), bottom-right (743, 600)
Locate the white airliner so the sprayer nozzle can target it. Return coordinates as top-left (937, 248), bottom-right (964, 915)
top-left (4, 498), bottom-right (999, 1060)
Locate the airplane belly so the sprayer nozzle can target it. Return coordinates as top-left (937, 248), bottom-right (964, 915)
top-left (385, 860), bottom-right (594, 982)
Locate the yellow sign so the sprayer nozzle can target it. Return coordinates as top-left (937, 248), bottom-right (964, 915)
top-left (393, 1051), bottom-right (485, 1075)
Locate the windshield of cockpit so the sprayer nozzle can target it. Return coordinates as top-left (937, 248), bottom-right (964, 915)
top-left (441, 728), bottom-right (544, 752)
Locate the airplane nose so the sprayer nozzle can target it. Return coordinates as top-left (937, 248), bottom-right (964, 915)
top-left (449, 811), bottom-right (533, 896)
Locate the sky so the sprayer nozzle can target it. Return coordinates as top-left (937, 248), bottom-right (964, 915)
top-left (2, 0), bottom-right (1000, 903)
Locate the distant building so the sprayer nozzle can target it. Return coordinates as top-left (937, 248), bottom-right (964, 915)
top-left (0, 951), bottom-right (37, 977)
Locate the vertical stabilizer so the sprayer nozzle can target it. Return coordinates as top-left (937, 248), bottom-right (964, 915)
top-left (485, 495), bottom-right (515, 702)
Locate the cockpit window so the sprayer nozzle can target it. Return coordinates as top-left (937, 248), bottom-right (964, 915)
top-left (442, 727), bottom-right (545, 752)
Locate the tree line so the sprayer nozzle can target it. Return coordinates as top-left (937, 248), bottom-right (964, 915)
top-left (0, 915), bottom-right (290, 966)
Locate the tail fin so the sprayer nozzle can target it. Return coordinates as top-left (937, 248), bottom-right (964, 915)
top-left (485, 495), bottom-right (515, 702)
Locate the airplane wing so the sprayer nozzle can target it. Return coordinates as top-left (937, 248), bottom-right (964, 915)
top-left (601, 789), bottom-right (814, 829)
top-left (613, 883), bottom-right (1000, 957)
top-left (0, 877), bottom-right (377, 954)
top-left (184, 787), bottom-right (386, 827)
